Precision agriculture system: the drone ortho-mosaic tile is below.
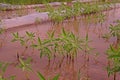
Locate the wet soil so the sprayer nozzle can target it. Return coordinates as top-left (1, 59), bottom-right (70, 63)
top-left (0, 7), bottom-right (120, 80)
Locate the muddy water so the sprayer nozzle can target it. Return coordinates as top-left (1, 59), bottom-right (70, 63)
top-left (0, 8), bottom-right (120, 80)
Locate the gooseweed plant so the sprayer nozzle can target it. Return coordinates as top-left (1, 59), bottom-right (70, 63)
top-left (45, 1), bottom-right (111, 23)
top-left (37, 72), bottom-right (59, 80)
top-left (46, 3), bottom-right (66, 24)
top-left (11, 31), bottom-right (35, 55)
top-left (0, 62), bottom-right (15, 80)
top-left (109, 21), bottom-right (120, 41)
top-left (106, 45), bottom-right (120, 80)
top-left (96, 13), bottom-right (106, 25)
top-left (104, 20), bottom-right (120, 80)
top-left (32, 28), bottom-right (87, 61)
top-left (17, 57), bottom-right (32, 72)
top-left (102, 20), bottom-right (120, 42)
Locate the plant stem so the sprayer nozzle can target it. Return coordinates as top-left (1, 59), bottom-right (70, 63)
top-left (114, 72), bottom-right (116, 80)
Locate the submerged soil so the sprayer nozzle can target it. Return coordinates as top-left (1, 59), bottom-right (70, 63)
top-left (0, 8), bottom-right (120, 80)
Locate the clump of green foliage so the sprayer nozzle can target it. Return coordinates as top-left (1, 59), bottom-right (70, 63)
top-left (103, 20), bottom-right (120, 41)
top-left (109, 21), bottom-right (120, 39)
top-left (31, 28), bottom-right (92, 62)
top-left (106, 45), bottom-right (120, 80)
top-left (45, 1), bottom-right (111, 23)
top-left (0, 0), bottom-right (72, 5)
top-left (104, 20), bottom-right (120, 80)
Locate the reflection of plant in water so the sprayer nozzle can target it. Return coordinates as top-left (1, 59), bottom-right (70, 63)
top-left (80, 34), bottom-right (93, 80)
top-left (37, 72), bottom-right (59, 80)
top-left (0, 62), bottom-right (16, 80)
top-left (12, 31), bottom-right (35, 54)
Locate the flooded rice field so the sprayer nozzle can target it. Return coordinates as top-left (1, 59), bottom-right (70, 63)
top-left (0, 7), bottom-right (120, 80)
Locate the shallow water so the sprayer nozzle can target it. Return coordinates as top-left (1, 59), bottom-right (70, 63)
top-left (0, 7), bottom-right (120, 80)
